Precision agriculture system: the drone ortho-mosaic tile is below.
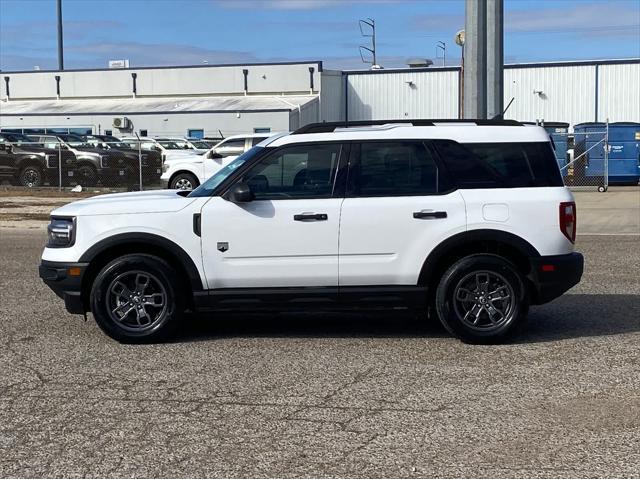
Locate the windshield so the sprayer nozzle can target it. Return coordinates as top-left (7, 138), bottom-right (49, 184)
top-left (60, 134), bottom-right (88, 147)
top-left (0, 133), bottom-right (32, 144)
top-left (191, 140), bottom-right (211, 149)
top-left (188, 147), bottom-right (263, 197)
top-left (157, 141), bottom-right (184, 150)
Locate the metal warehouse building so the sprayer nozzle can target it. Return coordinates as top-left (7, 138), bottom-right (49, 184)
top-left (0, 58), bottom-right (638, 137)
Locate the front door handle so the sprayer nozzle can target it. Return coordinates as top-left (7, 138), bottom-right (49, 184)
top-left (294, 213), bottom-right (328, 221)
top-left (413, 210), bottom-right (447, 219)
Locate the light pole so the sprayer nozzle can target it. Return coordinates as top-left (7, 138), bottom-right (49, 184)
top-left (436, 41), bottom-right (446, 67)
top-left (57, 0), bottom-right (64, 70)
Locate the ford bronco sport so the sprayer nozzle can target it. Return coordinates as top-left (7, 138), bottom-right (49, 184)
top-left (40, 120), bottom-right (583, 344)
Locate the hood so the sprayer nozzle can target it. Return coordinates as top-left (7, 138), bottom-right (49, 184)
top-left (165, 150), bottom-right (201, 160)
top-left (12, 145), bottom-right (76, 161)
top-left (51, 189), bottom-right (198, 217)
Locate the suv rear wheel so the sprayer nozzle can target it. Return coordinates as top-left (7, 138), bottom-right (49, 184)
top-left (435, 254), bottom-right (528, 344)
top-left (90, 254), bottom-right (182, 343)
top-left (170, 172), bottom-right (199, 190)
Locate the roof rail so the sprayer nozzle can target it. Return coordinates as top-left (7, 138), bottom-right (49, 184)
top-left (292, 118), bottom-right (523, 135)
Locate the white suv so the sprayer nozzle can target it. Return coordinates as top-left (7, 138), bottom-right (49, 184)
top-left (160, 133), bottom-right (272, 190)
top-left (40, 120), bottom-right (583, 344)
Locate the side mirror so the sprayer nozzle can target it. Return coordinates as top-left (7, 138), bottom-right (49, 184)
top-left (209, 151), bottom-right (223, 159)
top-left (226, 182), bottom-right (254, 203)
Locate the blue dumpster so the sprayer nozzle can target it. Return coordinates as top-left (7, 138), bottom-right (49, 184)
top-left (574, 122), bottom-right (640, 185)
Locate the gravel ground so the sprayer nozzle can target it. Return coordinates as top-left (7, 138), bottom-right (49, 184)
top-left (0, 230), bottom-right (638, 478)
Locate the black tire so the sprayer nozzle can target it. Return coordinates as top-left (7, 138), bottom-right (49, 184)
top-left (90, 254), bottom-right (182, 343)
top-left (77, 164), bottom-right (98, 187)
top-left (18, 165), bottom-right (44, 187)
top-left (435, 254), bottom-right (529, 344)
top-left (170, 172), bottom-right (199, 190)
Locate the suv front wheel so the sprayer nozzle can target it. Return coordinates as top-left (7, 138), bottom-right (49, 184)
top-left (90, 254), bottom-right (182, 343)
top-left (435, 254), bottom-right (528, 344)
top-left (170, 172), bottom-right (199, 190)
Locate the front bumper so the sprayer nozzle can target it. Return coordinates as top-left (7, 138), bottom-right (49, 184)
top-left (527, 252), bottom-right (584, 305)
top-left (39, 260), bottom-right (89, 314)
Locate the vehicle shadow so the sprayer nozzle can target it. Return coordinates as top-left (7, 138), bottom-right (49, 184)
top-left (173, 294), bottom-right (640, 344)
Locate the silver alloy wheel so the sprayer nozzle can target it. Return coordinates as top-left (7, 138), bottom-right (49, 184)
top-left (452, 270), bottom-right (515, 332)
top-left (106, 270), bottom-right (168, 332)
top-left (174, 177), bottom-right (193, 190)
top-left (22, 168), bottom-right (41, 187)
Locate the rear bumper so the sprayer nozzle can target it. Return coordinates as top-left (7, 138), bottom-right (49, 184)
top-left (528, 252), bottom-right (584, 305)
top-left (39, 260), bottom-right (89, 314)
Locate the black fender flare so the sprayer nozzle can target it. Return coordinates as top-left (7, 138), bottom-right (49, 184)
top-left (79, 232), bottom-right (203, 291)
top-left (418, 229), bottom-right (540, 286)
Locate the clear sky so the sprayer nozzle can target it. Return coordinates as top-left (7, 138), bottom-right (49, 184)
top-left (1, 0), bottom-right (639, 71)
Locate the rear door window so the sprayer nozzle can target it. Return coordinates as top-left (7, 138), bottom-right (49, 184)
top-left (432, 140), bottom-right (501, 189)
top-left (349, 141), bottom-right (446, 197)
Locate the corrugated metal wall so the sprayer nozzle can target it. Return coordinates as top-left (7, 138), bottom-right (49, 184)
top-left (343, 61), bottom-right (639, 127)
top-left (503, 65), bottom-right (596, 125)
top-left (346, 69), bottom-right (459, 121)
top-left (597, 63), bottom-right (640, 123)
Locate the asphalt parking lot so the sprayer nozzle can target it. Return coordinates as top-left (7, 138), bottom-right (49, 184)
top-left (1, 227), bottom-right (639, 478)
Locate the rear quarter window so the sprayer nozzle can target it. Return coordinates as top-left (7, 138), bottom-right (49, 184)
top-left (464, 142), bottom-right (563, 187)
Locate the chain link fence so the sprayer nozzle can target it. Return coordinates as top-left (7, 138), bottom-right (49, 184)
top-left (2, 125), bottom-right (638, 194)
top-left (0, 133), bottom-right (217, 192)
top-left (539, 119), bottom-right (640, 192)
top-left (563, 122), bottom-right (610, 192)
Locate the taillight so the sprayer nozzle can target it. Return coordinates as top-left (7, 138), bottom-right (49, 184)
top-left (559, 201), bottom-right (576, 243)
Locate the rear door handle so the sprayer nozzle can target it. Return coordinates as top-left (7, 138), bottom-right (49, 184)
top-left (294, 213), bottom-right (328, 221)
top-left (413, 210), bottom-right (447, 219)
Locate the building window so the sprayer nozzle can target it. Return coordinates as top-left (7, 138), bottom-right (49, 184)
top-left (139, 129), bottom-right (148, 137)
top-left (254, 127), bottom-right (271, 133)
top-left (69, 127), bottom-right (92, 135)
top-left (187, 129), bottom-right (204, 139)
top-left (105, 129), bottom-right (113, 136)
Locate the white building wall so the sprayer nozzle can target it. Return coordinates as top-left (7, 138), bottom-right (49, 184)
top-left (3, 63), bottom-right (322, 100)
top-left (320, 71), bottom-right (344, 122)
top-left (0, 111), bottom-right (292, 137)
top-left (346, 69), bottom-right (459, 121)
top-left (597, 63), bottom-right (640, 123)
top-left (503, 65), bottom-right (597, 125)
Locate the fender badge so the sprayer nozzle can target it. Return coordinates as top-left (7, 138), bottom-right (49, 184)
top-left (217, 242), bottom-right (229, 253)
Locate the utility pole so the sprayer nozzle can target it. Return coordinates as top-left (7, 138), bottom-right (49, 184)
top-left (486, 0), bottom-right (504, 118)
top-left (463, 0), bottom-right (487, 119)
top-left (57, 0), bottom-right (64, 70)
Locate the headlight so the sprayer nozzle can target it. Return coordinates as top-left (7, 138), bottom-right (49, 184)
top-left (100, 155), bottom-right (109, 168)
top-left (162, 162), bottom-right (169, 173)
top-left (47, 217), bottom-right (76, 248)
